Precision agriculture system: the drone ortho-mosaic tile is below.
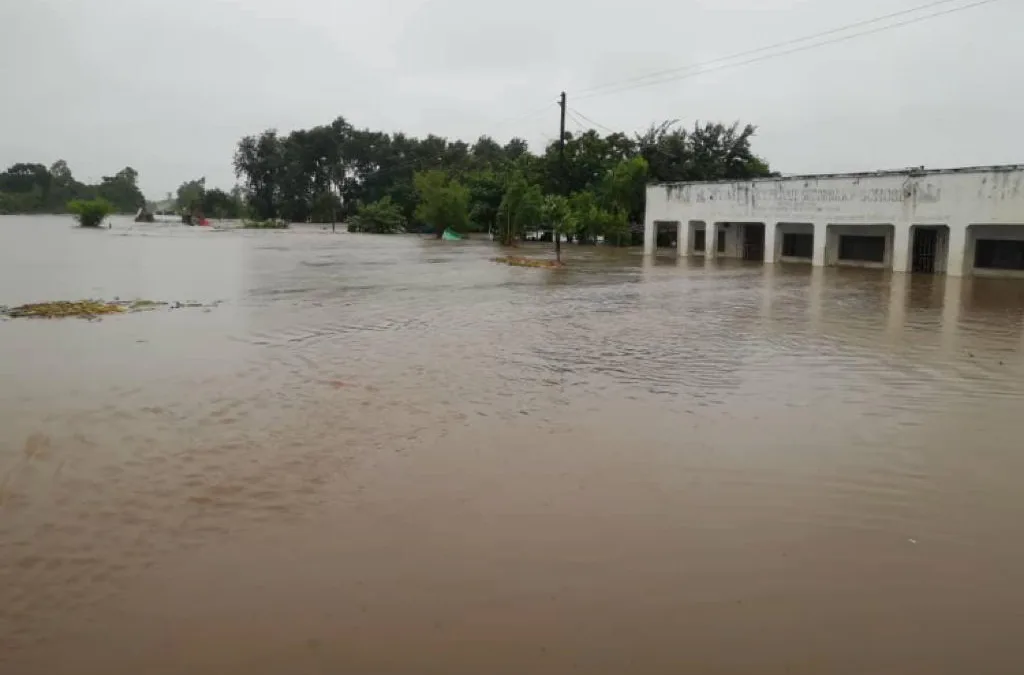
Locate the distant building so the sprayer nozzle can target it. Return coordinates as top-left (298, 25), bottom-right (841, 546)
top-left (643, 165), bottom-right (1024, 277)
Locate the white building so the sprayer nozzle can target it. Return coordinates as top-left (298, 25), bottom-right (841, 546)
top-left (643, 165), bottom-right (1024, 277)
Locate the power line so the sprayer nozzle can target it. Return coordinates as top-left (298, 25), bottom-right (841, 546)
top-left (565, 109), bottom-right (589, 132)
top-left (487, 102), bottom-right (560, 135)
top-left (574, 0), bottom-right (964, 98)
top-left (329, 101), bottom-right (557, 182)
top-left (573, 108), bottom-right (682, 163)
top-left (569, 108), bottom-right (618, 135)
top-left (575, 0), bottom-right (1000, 102)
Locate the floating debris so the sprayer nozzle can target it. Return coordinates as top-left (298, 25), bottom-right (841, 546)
top-left (242, 219), bottom-right (289, 229)
top-left (3, 300), bottom-right (126, 319)
top-left (492, 256), bottom-right (564, 269)
top-left (0, 299), bottom-right (221, 320)
top-left (129, 300), bottom-right (169, 309)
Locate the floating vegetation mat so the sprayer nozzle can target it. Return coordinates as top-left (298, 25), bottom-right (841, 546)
top-left (492, 256), bottom-right (565, 269)
top-left (1, 299), bottom-right (217, 320)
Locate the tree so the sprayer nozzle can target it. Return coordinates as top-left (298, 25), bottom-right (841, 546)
top-left (176, 178), bottom-right (206, 214)
top-left (601, 156), bottom-right (649, 225)
top-left (49, 160), bottom-right (73, 184)
top-left (348, 197), bottom-right (407, 233)
top-left (413, 170), bottom-right (469, 238)
top-left (465, 169), bottom-right (505, 233)
top-left (564, 191), bottom-right (628, 245)
top-left (497, 173), bottom-right (544, 245)
top-left (226, 113), bottom-right (773, 246)
top-left (503, 138), bottom-right (530, 162)
top-left (636, 120), bottom-right (772, 183)
top-left (542, 194), bottom-right (572, 257)
top-left (115, 166), bottom-right (139, 187)
top-left (96, 169), bottom-right (145, 212)
top-left (471, 136), bottom-right (506, 168)
top-left (310, 190), bottom-right (342, 224)
top-left (0, 163), bottom-right (49, 196)
top-left (202, 187), bottom-right (243, 219)
top-left (539, 130), bottom-right (634, 196)
top-left (234, 130), bottom-right (284, 220)
top-left (0, 162), bottom-right (144, 214)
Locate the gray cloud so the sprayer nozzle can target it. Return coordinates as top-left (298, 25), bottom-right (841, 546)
top-left (1, 0), bottom-right (1019, 197)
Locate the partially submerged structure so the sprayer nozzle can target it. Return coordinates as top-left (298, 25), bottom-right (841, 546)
top-left (643, 165), bottom-right (1024, 277)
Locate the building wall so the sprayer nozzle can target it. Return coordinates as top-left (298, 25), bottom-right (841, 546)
top-left (643, 166), bottom-right (1024, 277)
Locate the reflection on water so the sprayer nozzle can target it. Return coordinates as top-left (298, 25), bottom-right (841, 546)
top-left (3, 216), bottom-right (1024, 674)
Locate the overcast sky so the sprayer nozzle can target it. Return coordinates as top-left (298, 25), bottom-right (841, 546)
top-left (1, 0), bottom-right (1020, 198)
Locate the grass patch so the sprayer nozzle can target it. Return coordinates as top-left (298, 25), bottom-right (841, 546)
top-left (492, 256), bottom-right (565, 269)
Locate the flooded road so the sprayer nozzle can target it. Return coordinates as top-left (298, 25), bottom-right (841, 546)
top-left (3, 215), bottom-right (1024, 674)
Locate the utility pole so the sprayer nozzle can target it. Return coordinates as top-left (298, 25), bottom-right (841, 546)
top-left (557, 91), bottom-right (566, 263)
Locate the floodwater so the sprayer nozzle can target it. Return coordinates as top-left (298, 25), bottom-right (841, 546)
top-left (2, 215), bottom-right (1024, 674)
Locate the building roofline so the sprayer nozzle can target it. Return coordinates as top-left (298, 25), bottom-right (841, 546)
top-left (649, 164), bottom-right (1024, 188)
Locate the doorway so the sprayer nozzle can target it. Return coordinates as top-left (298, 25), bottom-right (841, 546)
top-left (742, 224), bottom-right (765, 261)
top-left (912, 227), bottom-right (939, 274)
top-left (693, 229), bottom-right (706, 253)
top-left (653, 221), bottom-right (680, 252)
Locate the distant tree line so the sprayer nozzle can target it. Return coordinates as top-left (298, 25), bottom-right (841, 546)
top-left (0, 161), bottom-right (145, 215)
top-left (233, 116), bottom-right (774, 242)
top-left (172, 177), bottom-right (246, 221)
top-left (1, 116), bottom-right (774, 243)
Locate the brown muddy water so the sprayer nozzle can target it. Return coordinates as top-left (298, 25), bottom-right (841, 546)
top-left (2, 215), bottom-right (1024, 674)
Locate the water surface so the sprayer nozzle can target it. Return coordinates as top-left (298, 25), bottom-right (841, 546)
top-left (2, 215), bottom-right (1024, 674)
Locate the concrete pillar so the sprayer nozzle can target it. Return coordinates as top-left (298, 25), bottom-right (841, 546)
top-left (764, 222), bottom-right (778, 264)
top-left (706, 222), bottom-right (719, 260)
top-left (946, 224), bottom-right (968, 277)
top-left (643, 217), bottom-right (656, 256)
top-left (726, 224), bottom-right (740, 259)
top-left (812, 222), bottom-right (827, 267)
top-left (892, 224), bottom-right (911, 273)
top-left (677, 221), bottom-right (689, 258)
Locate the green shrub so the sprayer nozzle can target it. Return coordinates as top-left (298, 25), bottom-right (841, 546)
top-left (348, 197), bottom-right (407, 234)
top-left (67, 198), bottom-right (115, 227)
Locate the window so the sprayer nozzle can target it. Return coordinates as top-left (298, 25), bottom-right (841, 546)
top-left (717, 230), bottom-right (726, 253)
top-left (975, 239), bottom-right (1024, 270)
top-left (694, 230), bottom-right (706, 252)
top-left (838, 235), bottom-right (885, 263)
top-left (781, 233), bottom-right (813, 258)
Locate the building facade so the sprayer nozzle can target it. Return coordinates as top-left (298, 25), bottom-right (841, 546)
top-left (643, 165), bottom-right (1024, 277)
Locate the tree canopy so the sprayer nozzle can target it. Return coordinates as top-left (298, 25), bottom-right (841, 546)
top-left (0, 115), bottom-right (774, 242)
top-left (172, 177), bottom-right (245, 220)
top-left (348, 197), bottom-right (407, 234)
top-left (414, 170), bottom-right (470, 238)
top-left (0, 161), bottom-right (144, 215)
top-left (232, 115), bottom-right (774, 239)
